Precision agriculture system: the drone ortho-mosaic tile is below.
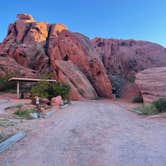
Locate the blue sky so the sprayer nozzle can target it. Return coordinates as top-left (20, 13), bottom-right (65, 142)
top-left (0, 0), bottom-right (166, 46)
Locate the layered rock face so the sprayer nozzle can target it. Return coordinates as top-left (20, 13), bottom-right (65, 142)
top-left (0, 15), bottom-right (49, 72)
top-left (54, 60), bottom-right (97, 100)
top-left (0, 14), bottom-right (112, 100)
top-left (48, 31), bottom-right (112, 97)
top-left (0, 54), bottom-right (37, 77)
top-left (92, 38), bottom-right (166, 78)
top-left (92, 38), bottom-right (166, 99)
top-left (136, 67), bottom-right (166, 103)
top-left (1, 13), bottom-right (166, 101)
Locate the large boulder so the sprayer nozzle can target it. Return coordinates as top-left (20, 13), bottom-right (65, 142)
top-left (17, 14), bottom-right (34, 21)
top-left (54, 60), bottom-right (97, 100)
top-left (48, 31), bottom-right (112, 98)
top-left (135, 67), bottom-right (166, 103)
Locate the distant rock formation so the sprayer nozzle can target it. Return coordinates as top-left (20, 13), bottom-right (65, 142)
top-left (92, 38), bottom-right (166, 99)
top-left (92, 38), bottom-right (166, 78)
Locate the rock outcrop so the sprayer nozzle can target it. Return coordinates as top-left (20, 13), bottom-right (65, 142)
top-left (120, 83), bottom-right (140, 101)
top-left (1, 13), bottom-right (166, 101)
top-left (0, 54), bottom-right (37, 77)
top-left (0, 14), bottom-right (112, 100)
top-left (48, 32), bottom-right (112, 98)
top-left (92, 38), bottom-right (166, 98)
top-left (54, 60), bottom-right (97, 100)
top-left (17, 14), bottom-right (34, 21)
top-left (136, 67), bottom-right (166, 103)
top-left (92, 38), bottom-right (166, 78)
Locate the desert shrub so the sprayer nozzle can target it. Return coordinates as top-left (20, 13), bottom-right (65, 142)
top-left (31, 80), bottom-right (50, 99)
top-left (31, 73), bottom-right (70, 100)
top-left (136, 98), bottom-right (166, 115)
top-left (15, 109), bottom-right (34, 119)
top-left (132, 95), bottom-right (143, 103)
top-left (31, 81), bottom-right (71, 100)
top-left (47, 82), bottom-right (71, 100)
top-left (0, 74), bottom-right (16, 91)
top-left (152, 98), bottom-right (166, 113)
top-left (138, 104), bottom-right (158, 115)
top-left (127, 75), bottom-right (136, 83)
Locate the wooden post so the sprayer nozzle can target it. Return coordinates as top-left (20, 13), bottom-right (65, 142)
top-left (17, 81), bottom-right (20, 99)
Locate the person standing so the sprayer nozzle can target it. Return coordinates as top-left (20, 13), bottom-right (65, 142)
top-left (112, 88), bottom-right (116, 100)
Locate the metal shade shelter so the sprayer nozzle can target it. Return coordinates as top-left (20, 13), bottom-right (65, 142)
top-left (9, 77), bottom-right (57, 99)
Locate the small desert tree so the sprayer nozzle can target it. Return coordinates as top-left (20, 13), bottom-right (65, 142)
top-left (0, 74), bottom-right (16, 91)
top-left (31, 73), bottom-right (70, 100)
top-left (31, 81), bottom-right (70, 100)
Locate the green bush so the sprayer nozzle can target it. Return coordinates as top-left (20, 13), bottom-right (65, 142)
top-left (15, 109), bottom-right (34, 119)
top-left (127, 75), bottom-right (136, 83)
top-left (0, 74), bottom-right (16, 91)
top-left (152, 98), bottom-right (166, 113)
top-left (48, 82), bottom-right (71, 100)
top-left (138, 104), bottom-right (158, 115)
top-left (136, 98), bottom-right (166, 115)
top-left (31, 80), bottom-right (50, 99)
top-left (31, 81), bottom-right (71, 100)
top-left (132, 96), bottom-right (143, 103)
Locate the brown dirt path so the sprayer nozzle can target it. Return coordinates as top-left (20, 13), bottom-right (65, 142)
top-left (0, 100), bottom-right (166, 166)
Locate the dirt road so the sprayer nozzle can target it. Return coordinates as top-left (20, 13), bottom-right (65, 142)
top-left (0, 100), bottom-right (166, 166)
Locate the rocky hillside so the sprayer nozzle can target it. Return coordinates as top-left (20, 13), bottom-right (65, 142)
top-left (1, 14), bottom-right (166, 100)
top-left (92, 38), bottom-right (166, 78)
top-left (0, 14), bottom-right (112, 100)
top-left (92, 38), bottom-right (166, 99)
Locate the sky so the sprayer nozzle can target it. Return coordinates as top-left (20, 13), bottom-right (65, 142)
top-left (0, 0), bottom-right (166, 47)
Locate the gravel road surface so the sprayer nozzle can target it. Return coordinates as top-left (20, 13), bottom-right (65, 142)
top-left (0, 100), bottom-right (166, 166)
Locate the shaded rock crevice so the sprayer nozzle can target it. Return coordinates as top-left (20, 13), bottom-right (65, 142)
top-left (13, 23), bottom-right (18, 41)
top-left (44, 25), bottom-right (52, 58)
top-left (21, 23), bottom-right (33, 43)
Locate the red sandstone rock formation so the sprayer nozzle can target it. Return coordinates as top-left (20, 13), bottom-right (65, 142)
top-left (0, 54), bottom-right (37, 77)
top-left (92, 38), bottom-right (166, 78)
top-left (120, 83), bottom-right (140, 101)
top-left (1, 14), bottom-right (166, 100)
top-left (0, 14), bottom-right (112, 100)
top-left (92, 38), bottom-right (166, 99)
top-left (48, 31), bottom-right (112, 98)
top-left (135, 67), bottom-right (166, 103)
top-left (17, 14), bottom-right (34, 21)
top-left (54, 60), bottom-right (97, 100)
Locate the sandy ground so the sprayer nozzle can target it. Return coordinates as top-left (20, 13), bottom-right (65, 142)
top-left (0, 93), bottom-right (31, 114)
top-left (0, 100), bottom-right (166, 166)
top-left (0, 97), bottom-right (33, 143)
